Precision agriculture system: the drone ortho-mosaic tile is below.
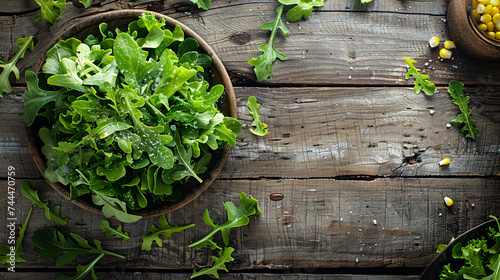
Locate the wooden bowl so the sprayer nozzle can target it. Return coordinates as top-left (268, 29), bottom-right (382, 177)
top-left (420, 219), bottom-right (497, 279)
top-left (25, 10), bottom-right (237, 219)
top-left (447, 0), bottom-right (500, 61)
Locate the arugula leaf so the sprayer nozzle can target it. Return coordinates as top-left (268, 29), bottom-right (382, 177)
top-left (448, 80), bottom-right (480, 140)
top-left (141, 215), bottom-right (195, 251)
top-left (0, 36), bottom-right (34, 96)
top-left (114, 32), bottom-right (155, 87)
top-left (56, 253), bottom-right (103, 280)
top-left (99, 220), bottom-right (130, 242)
top-left (0, 208), bottom-right (32, 268)
top-left (188, 0), bottom-right (211, 10)
top-left (78, 0), bottom-right (94, 8)
top-left (247, 96), bottom-right (268, 136)
top-left (35, 0), bottom-right (67, 26)
top-left (173, 131), bottom-right (203, 183)
top-left (277, 0), bottom-right (324, 23)
top-left (248, 4), bottom-right (289, 82)
top-left (189, 192), bottom-right (262, 249)
top-left (361, 0), bottom-right (374, 3)
top-left (191, 247), bottom-right (234, 279)
top-left (32, 227), bottom-right (124, 267)
top-left (92, 190), bottom-right (142, 223)
top-left (20, 181), bottom-right (68, 225)
top-left (404, 57), bottom-right (436, 96)
top-left (24, 70), bottom-right (69, 126)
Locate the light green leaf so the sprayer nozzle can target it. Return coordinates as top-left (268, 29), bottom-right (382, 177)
top-left (278, 0), bottom-right (324, 22)
top-left (404, 57), bottom-right (436, 96)
top-left (188, 0), bottom-right (211, 10)
top-left (191, 247), bottom-right (235, 279)
top-left (35, 0), bottom-right (67, 26)
top-left (56, 253), bottom-right (103, 280)
top-left (248, 5), bottom-right (289, 82)
top-left (247, 96), bottom-right (268, 136)
top-left (0, 36), bottom-right (34, 96)
top-left (92, 190), bottom-right (142, 223)
top-left (78, 0), bottom-right (94, 8)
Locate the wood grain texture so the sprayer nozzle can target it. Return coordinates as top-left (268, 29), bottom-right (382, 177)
top-left (1, 0), bottom-right (498, 86)
top-left (3, 86), bottom-right (499, 180)
top-left (0, 272), bottom-right (421, 280)
top-left (0, 178), bottom-right (498, 270)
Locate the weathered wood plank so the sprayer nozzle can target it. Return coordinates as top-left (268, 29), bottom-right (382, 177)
top-left (1, 1), bottom-right (497, 86)
top-left (1, 178), bottom-right (498, 270)
top-left (0, 272), bottom-right (421, 280)
top-left (3, 86), bottom-right (499, 180)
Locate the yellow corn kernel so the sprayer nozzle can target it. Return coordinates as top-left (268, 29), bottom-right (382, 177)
top-left (473, 10), bottom-right (481, 21)
top-left (487, 31), bottom-right (496, 37)
top-left (482, 13), bottom-right (493, 22)
top-left (487, 21), bottom-right (495, 31)
top-left (477, 3), bottom-right (486, 13)
top-left (493, 13), bottom-right (500, 23)
top-left (479, 23), bottom-right (489, 31)
top-left (429, 36), bottom-right (440, 48)
top-left (492, 6), bottom-right (500, 15)
top-left (491, 0), bottom-right (500, 6)
top-left (444, 40), bottom-right (456, 49)
top-left (474, 0), bottom-right (479, 8)
top-left (444, 197), bottom-right (453, 207)
top-left (497, 22), bottom-right (500, 30)
top-left (484, 4), bottom-right (493, 13)
top-left (439, 158), bottom-right (451, 166)
top-left (478, 0), bottom-right (488, 5)
top-left (497, 31), bottom-right (500, 39)
top-left (439, 48), bottom-right (452, 59)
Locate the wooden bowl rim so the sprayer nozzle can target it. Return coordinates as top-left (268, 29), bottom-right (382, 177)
top-left (24, 9), bottom-right (237, 219)
top-left (420, 219), bottom-right (497, 279)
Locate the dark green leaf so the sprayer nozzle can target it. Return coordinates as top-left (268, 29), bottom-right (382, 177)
top-left (448, 80), bottom-right (480, 140)
top-left (0, 208), bottom-right (32, 268)
top-left (99, 220), bottom-right (130, 242)
top-left (141, 215), bottom-right (195, 251)
top-left (20, 181), bottom-right (68, 225)
top-left (56, 253), bottom-right (103, 280)
top-left (92, 190), bottom-right (142, 223)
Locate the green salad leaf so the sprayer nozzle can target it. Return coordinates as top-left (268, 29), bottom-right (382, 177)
top-left (78, 0), bottom-right (94, 8)
top-left (0, 36), bottom-right (34, 96)
top-left (404, 57), bottom-right (436, 96)
top-left (99, 220), bottom-right (130, 242)
top-left (35, 0), bottom-right (67, 26)
top-left (141, 214), bottom-right (195, 251)
top-left (24, 12), bottom-right (242, 223)
top-left (438, 215), bottom-right (500, 279)
top-left (448, 80), bottom-right (480, 140)
top-left (189, 192), bottom-right (262, 249)
top-left (0, 208), bottom-right (32, 269)
top-left (20, 182), bottom-right (68, 225)
top-left (361, 0), bottom-right (374, 3)
top-left (247, 96), bottom-right (268, 136)
top-left (277, 0), bottom-right (324, 23)
top-left (248, 4), bottom-right (289, 82)
top-left (32, 227), bottom-right (125, 267)
top-left (188, 0), bottom-right (211, 10)
top-left (56, 253), bottom-right (103, 280)
top-left (191, 246), bottom-right (234, 279)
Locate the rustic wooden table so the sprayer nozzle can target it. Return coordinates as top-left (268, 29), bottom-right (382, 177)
top-left (1, 0), bottom-right (500, 279)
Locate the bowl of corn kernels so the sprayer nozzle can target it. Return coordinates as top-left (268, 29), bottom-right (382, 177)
top-left (447, 0), bottom-right (500, 61)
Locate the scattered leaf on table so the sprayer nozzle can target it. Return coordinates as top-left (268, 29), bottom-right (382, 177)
top-left (247, 96), bottom-right (268, 136)
top-left (447, 80), bottom-right (480, 140)
top-left (99, 220), bottom-right (130, 242)
top-left (191, 247), bottom-right (235, 279)
top-left (248, 4), bottom-right (289, 82)
top-left (277, 0), bottom-right (324, 22)
top-left (404, 57), bottom-right (436, 96)
top-left (0, 36), bottom-right (34, 96)
top-left (188, 0), bottom-right (211, 10)
top-left (56, 253), bottom-right (103, 280)
top-left (141, 214), bottom-right (195, 251)
top-left (35, 0), bottom-right (67, 26)
top-left (20, 182), bottom-right (68, 225)
top-left (0, 208), bottom-right (33, 269)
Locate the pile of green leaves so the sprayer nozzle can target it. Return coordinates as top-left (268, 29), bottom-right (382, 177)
top-left (24, 12), bottom-right (241, 223)
top-left (438, 215), bottom-right (500, 279)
